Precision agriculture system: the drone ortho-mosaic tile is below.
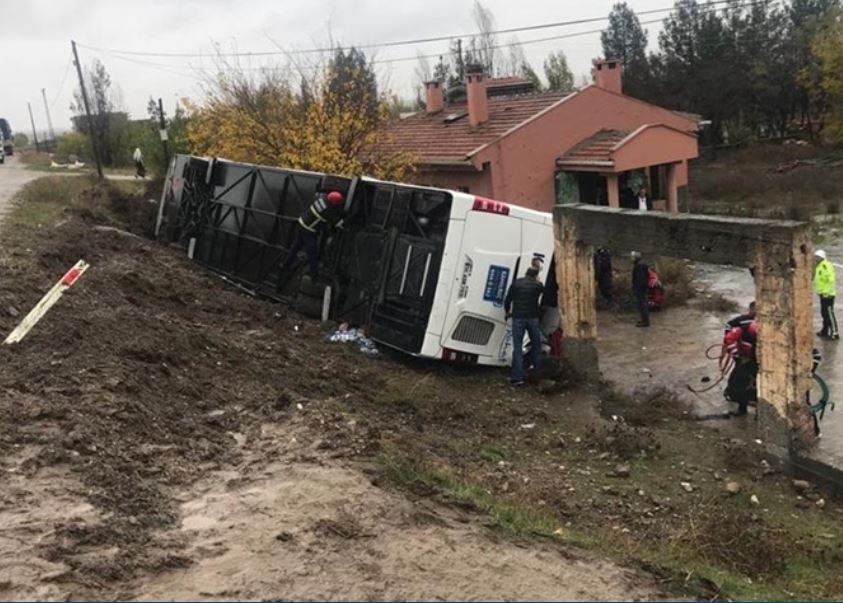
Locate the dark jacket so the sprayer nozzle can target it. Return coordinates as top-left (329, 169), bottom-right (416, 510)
top-left (505, 277), bottom-right (544, 319)
top-left (298, 196), bottom-right (344, 233)
top-left (594, 248), bottom-right (612, 280)
top-left (632, 260), bottom-right (649, 296)
top-left (726, 313), bottom-right (755, 331)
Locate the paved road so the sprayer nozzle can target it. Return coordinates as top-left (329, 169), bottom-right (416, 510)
top-left (0, 155), bottom-right (41, 223)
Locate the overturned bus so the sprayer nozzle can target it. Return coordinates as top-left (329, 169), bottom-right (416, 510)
top-left (156, 154), bottom-right (557, 366)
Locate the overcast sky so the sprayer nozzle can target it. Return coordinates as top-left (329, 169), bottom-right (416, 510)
top-left (0, 0), bottom-right (672, 139)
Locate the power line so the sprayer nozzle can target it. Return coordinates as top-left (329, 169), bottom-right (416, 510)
top-left (76, 0), bottom-right (740, 59)
top-left (51, 54), bottom-right (74, 108)
top-left (88, 0), bottom-right (764, 76)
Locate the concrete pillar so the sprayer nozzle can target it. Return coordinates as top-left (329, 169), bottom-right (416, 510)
top-left (555, 218), bottom-right (599, 378)
top-left (666, 163), bottom-right (679, 213)
top-left (606, 174), bottom-right (620, 208)
top-left (754, 231), bottom-right (815, 452)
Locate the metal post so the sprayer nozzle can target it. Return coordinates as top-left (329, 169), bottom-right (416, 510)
top-left (71, 40), bottom-right (103, 180)
top-left (27, 103), bottom-right (41, 153)
top-left (41, 88), bottom-right (56, 142)
top-left (157, 97), bottom-right (169, 165)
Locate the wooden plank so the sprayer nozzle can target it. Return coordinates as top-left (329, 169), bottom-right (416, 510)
top-left (554, 205), bottom-right (809, 267)
top-left (4, 260), bottom-right (90, 345)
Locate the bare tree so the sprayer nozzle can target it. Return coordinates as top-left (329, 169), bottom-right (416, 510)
top-left (472, 1), bottom-right (498, 74)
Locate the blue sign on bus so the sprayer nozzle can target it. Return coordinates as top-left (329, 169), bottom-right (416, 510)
top-left (483, 265), bottom-right (510, 307)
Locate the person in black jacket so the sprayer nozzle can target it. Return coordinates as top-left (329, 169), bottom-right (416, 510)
top-left (278, 190), bottom-right (345, 282)
top-left (504, 267), bottom-right (544, 384)
top-left (594, 247), bottom-right (613, 304)
top-left (631, 251), bottom-right (650, 327)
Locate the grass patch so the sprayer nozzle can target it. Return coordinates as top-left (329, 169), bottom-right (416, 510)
top-left (17, 150), bottom-right (54, 170)
top-left (11, 176), bottom-right (96, 227)
top-left (689, 144), bottom-right (843, 218)
top-left (612, 256), bottom-right (696, 311)
top-left (379, 449), bottom-right (555, 537)
top-left (694, 292), bottom-right (740, 314)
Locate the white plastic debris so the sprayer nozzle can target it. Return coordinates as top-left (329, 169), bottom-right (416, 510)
top-left (327, 325), bottom-right (379, 356)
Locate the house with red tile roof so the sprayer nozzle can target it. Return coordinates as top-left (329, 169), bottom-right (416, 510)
top-left (381, 59), bottom-right (700, 213)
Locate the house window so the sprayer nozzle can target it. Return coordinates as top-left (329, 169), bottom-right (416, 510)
top-left (457, 186), bottom-right (470, 193)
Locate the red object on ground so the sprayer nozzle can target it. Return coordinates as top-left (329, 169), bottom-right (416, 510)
top-left (647, 269), bottom-right (665, 309)
top-left (61, 267), bottom-right (83, 287)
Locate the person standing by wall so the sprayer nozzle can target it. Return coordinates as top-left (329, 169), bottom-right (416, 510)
top-left (631, 251), bottom-right (650, 327)
top-left (593, 247), bottom-right (613, 305)
top-left (814, 249), bottom-right (839, 340)
top-left (504, 267), bottom-right (544, 385)
top-left (636, 186), bottom-right (652, 211)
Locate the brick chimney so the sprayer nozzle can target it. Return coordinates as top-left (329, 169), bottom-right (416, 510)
top-left (466, 72), bottom-right (489, 127)
top-left (424, 80), bottom-right (444, 114)
top-left (592, 58), bottom-right (622, 94)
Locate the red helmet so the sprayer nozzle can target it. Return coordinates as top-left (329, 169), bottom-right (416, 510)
top-left (326, 191), bottom-right (344, 206)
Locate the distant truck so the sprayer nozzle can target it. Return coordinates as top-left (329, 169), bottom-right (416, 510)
top-left (156, 155), bottom-right (558, 367)
top-left (0, 119), bottom-right (12, 155)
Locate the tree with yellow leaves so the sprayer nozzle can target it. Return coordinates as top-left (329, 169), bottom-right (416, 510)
top-left (186, 49), bottom-right (416, 181)
top-left (808, 11), bottom-right (843, 142)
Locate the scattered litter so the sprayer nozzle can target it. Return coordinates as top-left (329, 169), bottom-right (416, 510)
top-left (680, 481), bottom-right (694, 493)
top-left (816, 498), bottom-right (826, 509)
top-left (725, 481), bottom-right (741, 495)
top-left (750, 494), bottom-right (760, 505)
top-left (520, 423), bottom-right (536, 430)
top-left (327, 324), bottom-right (379, 356)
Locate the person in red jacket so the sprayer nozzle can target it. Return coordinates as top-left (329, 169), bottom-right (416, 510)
top-left (278, 190), bottom-right (345, 281)
top-left (723, 320), bottom-right (758, 417)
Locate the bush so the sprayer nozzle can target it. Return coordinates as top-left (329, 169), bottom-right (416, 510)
top-left (55, 131), bottom-right (92, 163)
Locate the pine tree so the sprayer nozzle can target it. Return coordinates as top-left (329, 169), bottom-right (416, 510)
top-left (601, 2), bottom-right (650, 98)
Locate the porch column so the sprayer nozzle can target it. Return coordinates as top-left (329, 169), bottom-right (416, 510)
top-left (606, 174), bottom-right (620, 208)
top-left (666, 163), bottom-right (679, 212)
top-left (554, 217), bottom-right (599, 378)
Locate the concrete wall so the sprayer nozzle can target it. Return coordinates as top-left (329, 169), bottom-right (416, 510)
top-left (554, 204), bottom-right (816, 453)
top-left (472, 86), bottom-right (698, 212)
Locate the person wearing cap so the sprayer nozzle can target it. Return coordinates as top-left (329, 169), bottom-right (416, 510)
top-left (814, 249), bottom-right (838, 340)
top-left (278, 190), bottom-right (345, 281)
top-left (630, 251), bottom-right (650, 327)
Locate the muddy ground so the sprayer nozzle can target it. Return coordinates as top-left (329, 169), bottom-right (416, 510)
top-left (0, 176), bottom-right (842, 600)
top-left (0, 177), bottom-right (664, 600)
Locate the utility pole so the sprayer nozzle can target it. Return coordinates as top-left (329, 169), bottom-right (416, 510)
top-left (41, 88), bottom-right (56, 142)
top-left (71, 40), bottom-right (103, 180)
top-left (157, 97), bottom-right (169, 165)
top-left (27, 103), bottom-right (41, 153)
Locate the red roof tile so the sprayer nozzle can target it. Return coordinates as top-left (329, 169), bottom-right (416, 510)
top-left (556, 129), bottom-right (631, 164)
top-left (379, 92), bottom-right (572, 164)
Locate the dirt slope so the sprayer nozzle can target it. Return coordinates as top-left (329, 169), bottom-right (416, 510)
top-left (0, 177), bottom-right (662, 600)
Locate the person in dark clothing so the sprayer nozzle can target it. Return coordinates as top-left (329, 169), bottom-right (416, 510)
top-left (631, 251), bottom-right (650, 327)
top-left (278, 190), bottom-right (345, 283)
top-left (725, 301), bottom-right (756, 331)
top-left (504, 267), bottom-right (544, 385)
top-left (593, 247), bottom-right (613, 304)
top-left (620, 186), bottom-right (636, 210)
